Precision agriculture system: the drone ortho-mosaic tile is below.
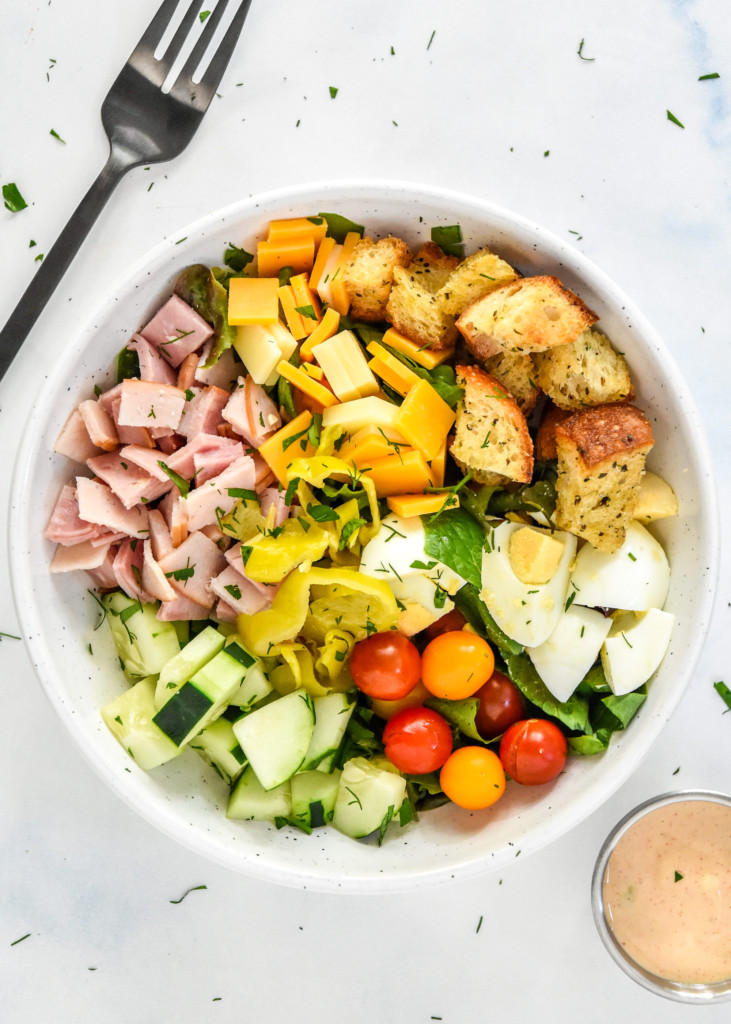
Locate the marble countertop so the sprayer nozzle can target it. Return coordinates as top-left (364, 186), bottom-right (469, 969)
top-left (1, 1), bottom-right (730, 1020)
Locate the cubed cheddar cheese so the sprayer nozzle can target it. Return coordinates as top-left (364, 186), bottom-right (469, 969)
top-left (300, 307), bottom-right (341, 362)
top-left (338, 425), bottom-right (407, 467)
top-left (364, 449), bottom-right (434, 497)
top-left (302, 362), bottom-right (325, 381)
top-left (311, 331), bottom-right (379, 402)
top-left (386, 492), bottom-right (459, 517)
top-left (289, 273), bottom-right (322, 336)
top-left (393, 379), bottom-right (456, 461)
top-left (257, 237), bottom-right (315, 277)
top-left (366, 342), bottom-right (423, 396)
top-left (322, 395), bottom-right (399, 434)
top-left (267, 217), bottom-right (327, 247)
top-left (429, 438), bottom-right (448, 488)
top-left (276, 360), bottom-right (339, 409)
top-left (233, 321), bottom-right (297, 385)
top-left (258, 411), bottom-right (315, 484)
top-left (227, 277), bottom-right (279, 326)
top-left (382, 327), bottom-right (455, 369)
top-left (309, 236), bottom-right (338, 293)
top-left (278, 285), bottom-right (309, 341)
top-left (329, 232), bottom-right (361, 315)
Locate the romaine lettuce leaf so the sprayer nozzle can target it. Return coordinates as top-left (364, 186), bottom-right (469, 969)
top-left (174, 264), bottom-right (236, 367)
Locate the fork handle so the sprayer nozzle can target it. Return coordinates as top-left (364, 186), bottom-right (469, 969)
top-left (0, 149), bottom-right (131, 382)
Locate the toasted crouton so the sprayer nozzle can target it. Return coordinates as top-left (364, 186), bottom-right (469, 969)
top-left (450, 364), bottom-right (534, 486)
top-left (532, 327), bottom-right (633, 410)
top-left (456, 275), bottom-right (598, 357)
top-left (438, 247), bottom-right (520, 317)
top-left (553, 404), bottom-right (654, 552)
top-left (535, 402), bottom-right (572, 462)
top-left (386, 243), bottom-right (461, 351)
top-left (473, 352), bottom-right (540, 416)
top-left (342, 235), bottom-right (412, 321)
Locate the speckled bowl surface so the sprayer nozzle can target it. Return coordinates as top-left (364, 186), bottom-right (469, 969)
top-left (8, 180), bottom-right (719, 892)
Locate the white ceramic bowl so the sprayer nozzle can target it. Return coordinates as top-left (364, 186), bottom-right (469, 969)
top-left (9, 180), bottom-right (718, 893)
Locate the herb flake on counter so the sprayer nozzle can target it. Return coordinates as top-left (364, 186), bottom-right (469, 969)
top-left (674, 870), bottom-right (683, 882)
top-left (329, 86), bottom-right (338, 98)
top-left (714, 680), bottom-right (731, 712)
top-left (577, 38), bottom-right (595, 61)
top-left (667, 110), bottom-right (685, 128)
top-left (10, 933), bottom-right (31, 946)
top-left (672, 766), bottom-right (680, 775)
top-left (199, 9), bottom-right (210, 20)
top-left (427, 29), bottom-right (436, 50)
top-left (0, 631), bottom-right (21, 640)
top-left (476, 915), bottom-right (483, 933)
top-left (699, 72), bottom-right (720, 80)
top-left (169, 884), bottom-right (207, 904)
top-left (2, 183), bottom-right (28, 212)
top-left (50, 128), bottom-right (66, 143)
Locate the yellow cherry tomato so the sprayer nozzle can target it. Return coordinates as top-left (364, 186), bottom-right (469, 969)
top-left (440, 746), bottom-right (506, 810)
top-left (369, 681), bottom-right (431, 721)
top-left (421, 631), bottom-right (495, 700)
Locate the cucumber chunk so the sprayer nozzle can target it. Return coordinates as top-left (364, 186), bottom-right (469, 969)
top-left (227, 765), bottom-right (291, 821)
top-left (332, 757), bottom-right (406, 840)
top-left (229, 661), bottom-right (273, 711)
top-left (154, 626), bottom-right (226, 709)
top-left (291, 769), bottom-right (341, 829)
top-left (189, 717), bottom-right (247, 785)
top-left (233, 690), bottom-right (315, 790)
top-left (153, 642), bottom-right (251, 746)
top-left (101, 591), bottom-right (180, 680)
top-left (101, 676), bottom-right (181, 771)
top-left (301, 692), bottom-right (355, 772)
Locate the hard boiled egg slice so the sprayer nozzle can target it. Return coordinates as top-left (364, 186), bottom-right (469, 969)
top-left (359, 513), bottom-right (464, 593)
top-left (570, 521), bottom-right (670, 612)
top-left (601, 608), bottom-right (674, 695)
top-left (389, 573), bottom-right (455, 637)
top-left (480, 521), bottom-right (577, 648)
top-left (527, 605), bottom-right (612, 703)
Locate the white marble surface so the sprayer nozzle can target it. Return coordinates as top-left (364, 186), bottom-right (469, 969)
top-left (1, 0), bottom-right (730, 1020)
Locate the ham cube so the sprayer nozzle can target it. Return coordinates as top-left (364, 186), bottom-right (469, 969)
top-left (140, 295), bottom-right (213, 367)
top-left (260, 486), bottom-right (289, 528)
top-left (142, 539), bottom-right (177, 602)
top-left (78, 399), bottom-right (119, 452)
top-left (156, 594), bottom-right (210, 621)
top-left (147, 509), bottom-right (173, 560)
top-left (224, 542), bottom-right (281, 603)
top-left (54, 408), bottom-right (101, 464)
top-left (209, 565), bottom-right (270, 616)
top-left (194, 440), bottom-right (244, 485)
top-left (46, 484), bottom-right (103, 546)
top-left (222, 376), bottom-right (280, 448)
top-left (177, 386), bottom-right (229, 440)
top-left (214, 599), bottom-right (238, 623)
top-left (128, 334), bottom-right (178, 385)
top-left (76, 477), bottom-right (149, 538)
top-left (117, 380), bottom-right (186, 430)
top-left (86, 545), bottom-right (119, 590)
top-left (113, 538), bottom-right (154, 603)
top-left (50, 539), bottom-right (112, 573)
top-left (166, 433), bottom-right (239, 480)
top-left (176, 352), bottom-right (199, 392)
top-left (87, 451), bottom-right (172, 509)
top-left (157, 530), bottom-right (227, 608)
top-left (183, 455), bottom-right (257, 532)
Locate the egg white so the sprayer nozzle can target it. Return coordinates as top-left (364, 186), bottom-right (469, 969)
top-left (570, 521), bottom-right (670, 612)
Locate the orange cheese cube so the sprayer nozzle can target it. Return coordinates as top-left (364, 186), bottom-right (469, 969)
top-left (227, 277), bottom-right (280, 326)
top-left (386, 492), bottom-right (459, 517)
top-left (289, 273), bottom-right (322, 337)
top-left (278, 285), bottom-right (308, 341)
top-left (429, 438), bottom-right (448, 488)
top-left (267, 217), bottom-right (327, 247)
top-left (382, 327), bottom-right (455, 369)
top-left (363, 449), bottom-right (434, 497)
top-left (302, 362), bottom-right (325, 381)
top-left (329, 232), bottom-right (362, 315)
top-left (300, 307), bottom-right (341, 362)
top-left (393, 379), bottom-right (456, 461)
top-left (257, 410), bottom-right (315, 484)
top-left (257, 237), bottom-right (315, 277)
top-left (276, 360), bottom-right (340, 409)
top-left (338, 425), bottom-right (407, 467)
top-left (309, 236), bottom-right (338, 292)
top-left (366, 342), bottom-right (423, 396)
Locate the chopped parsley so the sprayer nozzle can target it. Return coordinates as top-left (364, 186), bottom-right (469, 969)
top-left (674, 871), bottom-right (683, 883)
top-left (713, 680), bottom-right (731, 712)
top-left (431, 223), bottom-right (464, 258)
top-left (169, 884), bottom-right (207, 904)
top-left (698, 72), bottom-right (720, 81)
top-left (49, 128), bottom-right (66, 143)
top-left (157, 461), bottom-right (190, 497)
top-left (306, 503), bottom-right (340, 523)
top-left (2, 183), bottom-right (27, 212)
top-left (666, 109), bottom-right (685, 128)
top-left (199, 9), bottom-right (210, 21)
top-left (224, 243), bottom-right (254, 273)
top-left (577, 38), bottom-right (595, 61)
top-left (165, 559), bottom-right (195, 584)
top-left (329, 86), bottom-right (338, 98)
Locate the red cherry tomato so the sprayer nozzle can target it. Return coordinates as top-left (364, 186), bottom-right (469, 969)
top-left (421, 631), bottom-right (495, 700)
top-left (349, 632), bottom-right (421, 701)
top-left (440, 746), bottom-right (506, 809)
top-left (423, 607), bottom-right (467, 641)
top-left (473, 670), bottom-right (525, 740)
top-left (499, 719), bottom-right (567, 785)
top-left (382, 707), bottom-right (453, 775)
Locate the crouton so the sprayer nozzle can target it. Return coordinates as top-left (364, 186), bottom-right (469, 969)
top-left (535, 402), bottom-right (572, 462)
top-left (532, 327), bottom-right (633, 410)
top-left (438, 247), bottom-right (520, 317)
top-left (553, 404), bottom-right (654, 552)
top-left (456, 275), bottom-right (598, 357)
top-left (475, 352), bottom-right (541, 416)
top-left (342, 235), bottom-right (412, 322)
top-left (450, 364), bottom-right (534, 486)
top-left (386, 243), bottom-right (461, 351)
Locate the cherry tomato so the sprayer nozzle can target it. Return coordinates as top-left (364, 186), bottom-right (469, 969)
top-left (421, 631), bottom-right (495, 700)
top-left (439, 746), bottom-right (506, 810)
top-left (499, 718), bottom-right (567, 785)
top-left (382, 707), bottom-right (453, 775)
top-left (423, 607), bottom-right (467, 641)
top-left (370, 681), bottom-right (431, 721)
top-left (349, 632), bottom-right (421, 701)
top-left (473, 670), bottom-right (525, 740)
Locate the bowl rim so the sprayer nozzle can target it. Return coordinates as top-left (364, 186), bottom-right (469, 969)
top-left (8, 178), bottom-right (721, 891)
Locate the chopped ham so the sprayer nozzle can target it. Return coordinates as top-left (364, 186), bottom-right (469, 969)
top-left (214, 599), bottom-right (238, 623)
top-left (78, 399), bottom-right (119, 452)
top-left (140, 295), bottom-right (213, 367)
top-left (166, 433), bottom-right (239, 479)
top-left (128, 334), bottom-right (177, 385)
top-left (118, 444), bottom-right (176, 482)
top-left (260, 486), bottom-right (289, 528)
top-left (142, 540), bottom-right (177, 602)
top-left (76, 477), bottom-right (149, 538)
top-left (176, 352), bottom-right (199, 392)
top-left (54, 408), bottom-right (101, 464)
top-left (156, 434), bottom-right (181, 455)
top-left (224, 542), bottom-right (281, 604)
top-left (156, 594), bottom-right (210, 621)
top-left (89, 529), bottom-right (128, 548)
top-left (157, 530), bottom-right (227, 608)
top-left (50, 539), bottom-right (112, 573)
top-left (147, 509), bottom-right (173, 560)
top-left (113, 538), bottom-right (155, 603)
top-left (46, 484), bottom-right (103, 546)
top-left (252, 451), bottom-right (276, 491)
top-left (157, 490), bottom-right (188, 547)
top-left (86, 545), bottom-right (119, 590)
top-left (222, 376), bottom-right (281, 448)
top-left (200, 523), bottom-right (230, 549)
top-left (209, 565), bottom-right (270, 616)
top-left (183, 455), bottom-right (257, 532)
top-left (87, 451), bottom-right (172, 509)
top-left (194, 440), bottom-right (244, 485)
top-left (117, 380), bottom-right (186, 430)
top-left (195, 345), bottom-right (239, 390)
top-left (177, 386), bottom-right (229, 440)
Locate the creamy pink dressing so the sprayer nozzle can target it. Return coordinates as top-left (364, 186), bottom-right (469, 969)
top-left (602, 800), bottom-right (731, 984)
